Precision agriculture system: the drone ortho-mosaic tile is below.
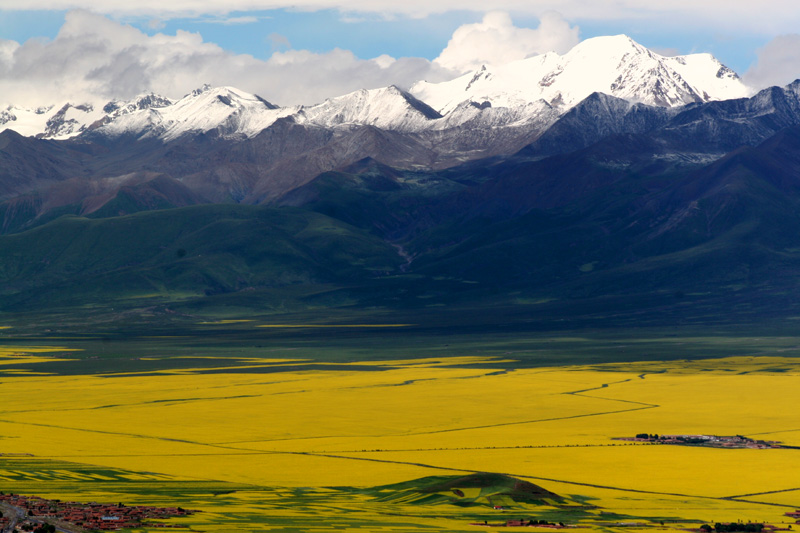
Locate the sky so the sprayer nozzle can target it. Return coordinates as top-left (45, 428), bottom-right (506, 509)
top-left (0, 1), bottom-right (799, 107)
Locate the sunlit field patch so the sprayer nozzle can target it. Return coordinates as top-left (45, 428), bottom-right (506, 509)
top-left (0, 345), bottom-right (79, 371)
top-left (0, 344), bottom-right (798, 531)
top-left (199, 320), bottom-right (255, 324)
top-left (257, 324), bottom-right (414, 328)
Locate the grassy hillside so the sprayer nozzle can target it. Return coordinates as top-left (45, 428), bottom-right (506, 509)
top-left (0, 204), bottom-right (403, 309)
top-left (7, 126), bottom-right (800, 328)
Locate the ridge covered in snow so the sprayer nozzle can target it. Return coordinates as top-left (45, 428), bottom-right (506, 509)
top-left (0, 93), bottom-right (174, 140)
top-left (97, 85), bottom-right (296, 141)
top-left (294, 85), bottom-right (442, 132)
top-left (410, 35), bottom-right (749, 114)
top-left (0, 35), bottom-right (750, 142)
top-left (0, 102), bottom-right (102, 139)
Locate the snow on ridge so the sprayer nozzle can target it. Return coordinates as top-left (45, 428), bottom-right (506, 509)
top-left (0, 92), bottom-right (176, 140)
top-left (0, 35), bottom-right (752, 141)
top-left (0, 102), bottom-right (103, 139)
top-left (295, 85), bottom-right (441, 132)
top-left (148, 85), bottom-right (290, 141)
top-left (410, 34), bottom-right (750, 114)
top-left (96, 84), bottom-right (445, 140)
top-left (103, 93), bottom-right (175, 118)
top-left (96, 86), bottom-right (297, 142)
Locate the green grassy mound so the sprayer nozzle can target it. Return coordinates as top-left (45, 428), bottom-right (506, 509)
top-left (364, 473), bottom-right (568, 508)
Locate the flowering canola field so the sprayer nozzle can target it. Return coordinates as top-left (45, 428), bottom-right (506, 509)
top-left (0, 343), bottom-right (798, 532)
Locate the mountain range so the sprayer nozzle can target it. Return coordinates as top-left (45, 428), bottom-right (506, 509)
top-left (1, 34), bottom-right (799, 327)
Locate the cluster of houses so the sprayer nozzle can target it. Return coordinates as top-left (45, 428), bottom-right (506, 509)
top-left (784, 511), bottom-right (800, 522)
top-left (618, 434), bottom-right (784, 449)
top-left (472, 519), bottom-right (579, 528)
top-left (503, 520), bottom-right (574, 528)
top-left (0, 493), bottom-right (196, 531)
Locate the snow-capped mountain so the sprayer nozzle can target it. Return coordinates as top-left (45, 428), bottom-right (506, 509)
top-left (102, 93), bottom-right (175, 119)
top-left (96, 85), bottom-right (297, 142)
top-left (0, 103), bottom-right (99, 139)
top-left (3, 34), bottom-right (800, 321)
top-left (0, 93), bottom-right (175, 140)
top-left (96, 85), bottom-right (445, 140)
top-left (0, 34), bottom-right (749, 144)
top-left (410, 35), bottom-right (748, 114)
top-left (294, 85), bottom-right (441, 132)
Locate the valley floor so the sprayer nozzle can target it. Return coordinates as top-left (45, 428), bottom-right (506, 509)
top-left (0, 326), bottom-right (798, 532)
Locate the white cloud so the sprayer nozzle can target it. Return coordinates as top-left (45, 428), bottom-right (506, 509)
top-left (0, 10), bottom-right (580, 107)
top-left (3, 1), bottom-right (800, 33)
top-left (0, 40), bottom-right (20, 68)
top-left (434, 11), bottom-right (579, 72)
top-left (197, 15), bottom-right (260, 24)
top-left (743, 35), bottom-right (800, 90)
top-left (267, 32), bottom-right (291, 51)
top-left (10, 6), bottom-right (784, 111)
top-left (263, 48), bottom-right (454, 101)
top-left (0, 10), bottom-right (456, 107)
top-left (147, 18), bottom-right (165, 30)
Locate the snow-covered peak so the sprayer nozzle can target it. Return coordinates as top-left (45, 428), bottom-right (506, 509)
top-left (191, 84), bottom-right (213, 97)
top-left (0, 36), bottom-right (751, 143)
top-left (167, 86), bottom-right (278, 117)
top-left (40, 103), bottom-right (102, 138)
top-left (0, 93), bottom-right (174, 139)
top-left (437, 98), bottom-right (556, 130)
top-left (103, 93), bottom-right (174, 118)
top-left (94, 86), bottom-right (296, 141)
top-left (661, 54), bottom-right (744, 101)
top-left (410, 34), bottom-right (749, 114)
top-left (0, 104), bottom-right (50, 138)
top-left (296, 85), bottom-right (441, 132)
top-left (568, 34), bottom-right (643, 56)
top-left (0, 102), bottom-right (104, 139)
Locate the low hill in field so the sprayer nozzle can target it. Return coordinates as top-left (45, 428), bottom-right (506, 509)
top-left (364, 473), bottom-right (570, 508)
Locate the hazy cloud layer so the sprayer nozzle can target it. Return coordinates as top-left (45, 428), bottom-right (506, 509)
top-left (3, 1), bottom-right (800, 33)
top-left (1, 7), bottom-right (790, 110)
top-left (0, 10), bottom-right (457, 107)
top-left (743, 35), bottom-right (800, 90)
top-left (197, 15), bottom-right (261, 24)
top-left (435, 11), bottom-right (579, 72)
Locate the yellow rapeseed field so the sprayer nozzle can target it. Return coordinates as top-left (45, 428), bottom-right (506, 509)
top-left (0, 345), bottom-right (798, 531)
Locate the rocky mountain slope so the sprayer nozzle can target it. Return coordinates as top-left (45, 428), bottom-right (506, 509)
top-left (0, 36), bottom-right (755, 213)
top-left (0, 78), bottom-right (798, 235)
top-left (5, 116), bottom-right (800, 326)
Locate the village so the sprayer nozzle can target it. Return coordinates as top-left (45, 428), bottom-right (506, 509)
top-left (615, 434), bottom-right (787, 449)
top-left (0, 493), bottom-right (196, 532)
top-left (470, 515), bottom-right (800, 531)
top-left (470, 518), bottom-right (585, 528)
